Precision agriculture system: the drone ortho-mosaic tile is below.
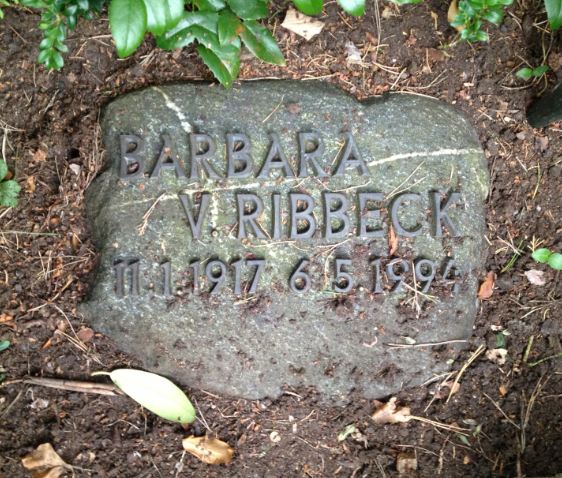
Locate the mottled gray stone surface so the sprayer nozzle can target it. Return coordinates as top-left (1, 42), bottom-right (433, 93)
top-left (82, 81), bottom-right (489, 402)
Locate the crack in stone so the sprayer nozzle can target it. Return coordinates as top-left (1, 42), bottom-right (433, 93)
top-left (103, 148), bottom-right (483, 210)
top-left (152, 86), bottom-right (193, 134)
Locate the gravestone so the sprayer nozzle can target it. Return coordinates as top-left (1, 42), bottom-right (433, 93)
top-left (82, 82), bottom-right (488, 402)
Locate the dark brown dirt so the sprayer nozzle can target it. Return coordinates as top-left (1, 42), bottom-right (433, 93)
top-left (1, 1), bottom-right (561, 477)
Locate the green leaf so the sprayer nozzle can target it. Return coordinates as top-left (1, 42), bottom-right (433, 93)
top-left (109, 0), bottom-right (147, 57)
top-left (516, 67), bottom-right (533, 80)
top-left (240, 20), bottom-right (285, 65)
top-left (218, 9), bottom-right (241, 45)
top-left (533, 64), bottom-right (550, 76)
top-left (0, 340), bottom-right (10, 352)
top-left (0, 179), bottom-right (21, 207)
top-left (227, 0), bottom-right (268, 20)
top-left (155, 11), bottom-right (218, 50)
top-left (547, 252), bottom-right (562, 270)
top-left (483, 9), bottom-right (503, 24)
top-left (532, 248), bottom-right (552, 263)
top-left (0, 159), bottom-right (7, 181)
top-left (143, 0), bottom-right (184, 36)
top-left (190, 26), bottom-right (241, 80)
top-left (198, 44), bottom-right (234, 87)
top-left (194, 0), bottom-right (226, 10)
top-left (293, 0), bottom-right (323, 15)
top-left (106, 369), bottom-right (196, 424)
top-left (336, 0), bottom-right (365, 16)
top-left (545, 0), bottom-right (562, 31)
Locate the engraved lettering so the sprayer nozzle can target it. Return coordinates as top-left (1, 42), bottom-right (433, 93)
top-left (150, 134), bottom-right (185, 179)
top-left (226, 133), bottom-right (253, 178)
top-left (324, 192), bottom-right (350, 240)
top-left (258, 133), bottom-right (294, 178)
top-left (358, 192), bottom-right (384, 238)
top-left (189, 133), bottom-right (221, 179)
top-left (178, 193), bottom-right (211, 240)
top-left (113, 259), bottom-right (140, 297)
top-left (390, 192), bottom-right (422, 237)
top-left (290, 193), bottom-right (316, 239)
top-left (334, 133), bottom-right (369, 176)
top-left (298, 131), bottom-right (328, 178)
top-left (431, 191), bottom-right (461, 237)
top-left (119, 135), bottom-right (145, 180)
top-left (237, 193), bottom-right (266, 239)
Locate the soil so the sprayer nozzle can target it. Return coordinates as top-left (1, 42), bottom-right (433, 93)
top-left (0, 1), bottom-right (561, 477)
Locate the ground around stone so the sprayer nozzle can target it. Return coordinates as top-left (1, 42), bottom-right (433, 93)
top-left (0, 1), bottom-right (561, 477)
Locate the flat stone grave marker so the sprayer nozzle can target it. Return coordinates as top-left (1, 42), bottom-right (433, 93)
top-left (82, 81), bottom-right (488, 402)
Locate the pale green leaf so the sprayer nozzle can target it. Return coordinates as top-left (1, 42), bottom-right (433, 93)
top-left (240, 20), bottom-right (285, 65)
top-left (336, 0), bottom-right (365, 16)
top-left (155, 11), bottom-right (218, 50)
top-left (108, 369), bottom-right (196, 424)
top-left (293, 0), bottom-right (323, 15)
top-left (545, 0), bottom-right (562, 31)
top-left (143, 0), bottom-right (184, 36)
top-left (227, 0), bottom-right (268, 20)
top-left (532, 248), bottom-right (552, 263)
top-left (109, 0), bottom-right (147, 57)
top-left (547, 252), bottom-right (562, 270)
top-left (0, 179), bottom-right (20, 207)
top-left (0, 159), bottom-right (7, 181)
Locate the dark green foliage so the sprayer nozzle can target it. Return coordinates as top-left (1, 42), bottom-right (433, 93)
top-left (0, 159), bottom-right (20, 208)
top-left (112, 0), bottom-right (283, 86)
top-left (292, 0), bottom-right (365, 16)
top-left (516, 64), bottom-right (549, 80)
top-left (532, 247), bottom-right (562, 270)
top-left (450, 0), bottom-right (513, 42)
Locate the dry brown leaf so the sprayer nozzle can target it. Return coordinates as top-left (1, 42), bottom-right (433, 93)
top-left (486, 348), bottom-right (507, 365)
top-left (26, 175), bottom-right (36, 193)
top-left (371, 397), bottom-right (412, 424)
top-left (388, 225), bottom-right (398, 256)
top-left (182, 436), bottom-right (234, 465)
top-left (434, 380), bottom-right (460, 399)
top-left (396, 452), bottom-right (418, 475)
top-left (33, 149), bottom-right (47, 162)
top-left (447, 0), bottom-right (464, 31)
top-left (77, 327), bottom-right (94, 343)
top-left (0, 313), bottom-right (14, 323)
top-left (477, 271), bottom-right (495, 300)
top-left (524, 269), bottom-right (546, 286)
top-left (281, 7), bottom-right (324, 41)
top-left (22, 443), bottom-right (70, 478)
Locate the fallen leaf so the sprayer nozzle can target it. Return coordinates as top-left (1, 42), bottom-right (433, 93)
top-left (486, 348), bottom-right (507, 365)
top-left (371, 397), bottom-right (411, 424)
top-left (77, 327), bottom-right (94, 343)
top-left (345, 41), bottom-right (363, 65)
top-left (338, 424), bottom-right (358, 441)
top-left (434, 380), bottom-right (460, 399)
top-left (388, 225), bottom-right (398, 256)
top-left (0, 313), bottom-right (14, 323)
top-left (447, 0), bottom-right (463, 31)
top-left (33, 149), bottom-right (47, 162)
top-left (22, 443), bottom-right (70, 478)
top-left (26, 175), bottom-right (36, 193)
top-left (96, 369), bottom-right (196, 424)
top-left (281, 7), bottom-right (324, 41)
top-left (478, 272), bottom-right (496, 300)
top-left (69, 164), bottom-right (81, 175)
top-left (396, 452), bottom-right (417, 475)
top-left (182, 436), bottom-right (234, 465)
top-left (524, 269), bottom-right (545, 286)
